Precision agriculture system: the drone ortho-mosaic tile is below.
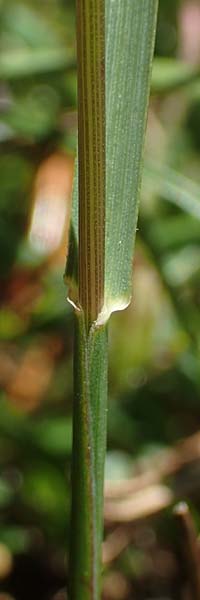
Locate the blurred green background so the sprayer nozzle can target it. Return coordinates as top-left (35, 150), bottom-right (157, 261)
top-left (1, 1), bottom-right (200, 598)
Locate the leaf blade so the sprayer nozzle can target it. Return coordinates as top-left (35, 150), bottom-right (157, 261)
top-left (102, 0), bottom-right (158, 321)
top-left (66, 1), bottom-right (158, 326)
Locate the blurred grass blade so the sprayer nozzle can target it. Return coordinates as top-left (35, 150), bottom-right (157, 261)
top-left (1, 2), bottom-right (61, 47)
top-left (0, 47), bottom-right (75, 79)
top-left (151, 58), bottom-right (199, 94)
top-left (145, 162), bottom-right (200, 219)
top-left (146, 214), bottom-right (200, 253)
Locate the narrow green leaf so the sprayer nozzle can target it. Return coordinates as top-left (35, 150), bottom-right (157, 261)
top-left (103, 0), bottom-right (158, 322)
top-left (66, 1), bottom-right (158, 325)
top-left (2, 2), bottom-right (62, 48)
top-left (145, 162), bottom-right (200, 219)
top-left (146, 215), bottom-right (200, 253)
top-left (151, 58), bottom-right (199, 94)
top-left (0, 47), bottom-right (74, 79)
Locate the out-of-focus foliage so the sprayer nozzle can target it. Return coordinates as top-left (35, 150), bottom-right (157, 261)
top-left (1, 0), bottom-right (200, 598)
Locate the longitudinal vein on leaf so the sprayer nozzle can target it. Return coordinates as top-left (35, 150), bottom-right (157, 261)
top-left (77, 0), bottom-right (105, 328)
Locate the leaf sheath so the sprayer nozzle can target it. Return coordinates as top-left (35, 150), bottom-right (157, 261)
top-left (69, 313), bottom-right (107, 599)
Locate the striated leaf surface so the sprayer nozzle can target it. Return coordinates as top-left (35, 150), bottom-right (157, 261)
top-left (66, 1), bottom-right (158, 325)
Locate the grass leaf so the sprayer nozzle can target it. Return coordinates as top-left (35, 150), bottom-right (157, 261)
top-left (103, 0), bottom-right (158, 321)
top-left (0, 47), bottom-right (74, 79)
top-left (145, 162), bottom-right (200, 219)
top-left (66, 1), bottom-right (158, 326)
top-left (151, 58), bottom-right (199, 94)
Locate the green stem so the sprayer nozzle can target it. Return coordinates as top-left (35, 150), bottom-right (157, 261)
top-left (69, 312), bottom-right (107, 599)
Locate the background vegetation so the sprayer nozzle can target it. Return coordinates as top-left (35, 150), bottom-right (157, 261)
top-left (0, 0), bottom-right (200, 598)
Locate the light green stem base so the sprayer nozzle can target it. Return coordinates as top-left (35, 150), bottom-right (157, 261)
top-left (69, 312), bottom-right (108, 599)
